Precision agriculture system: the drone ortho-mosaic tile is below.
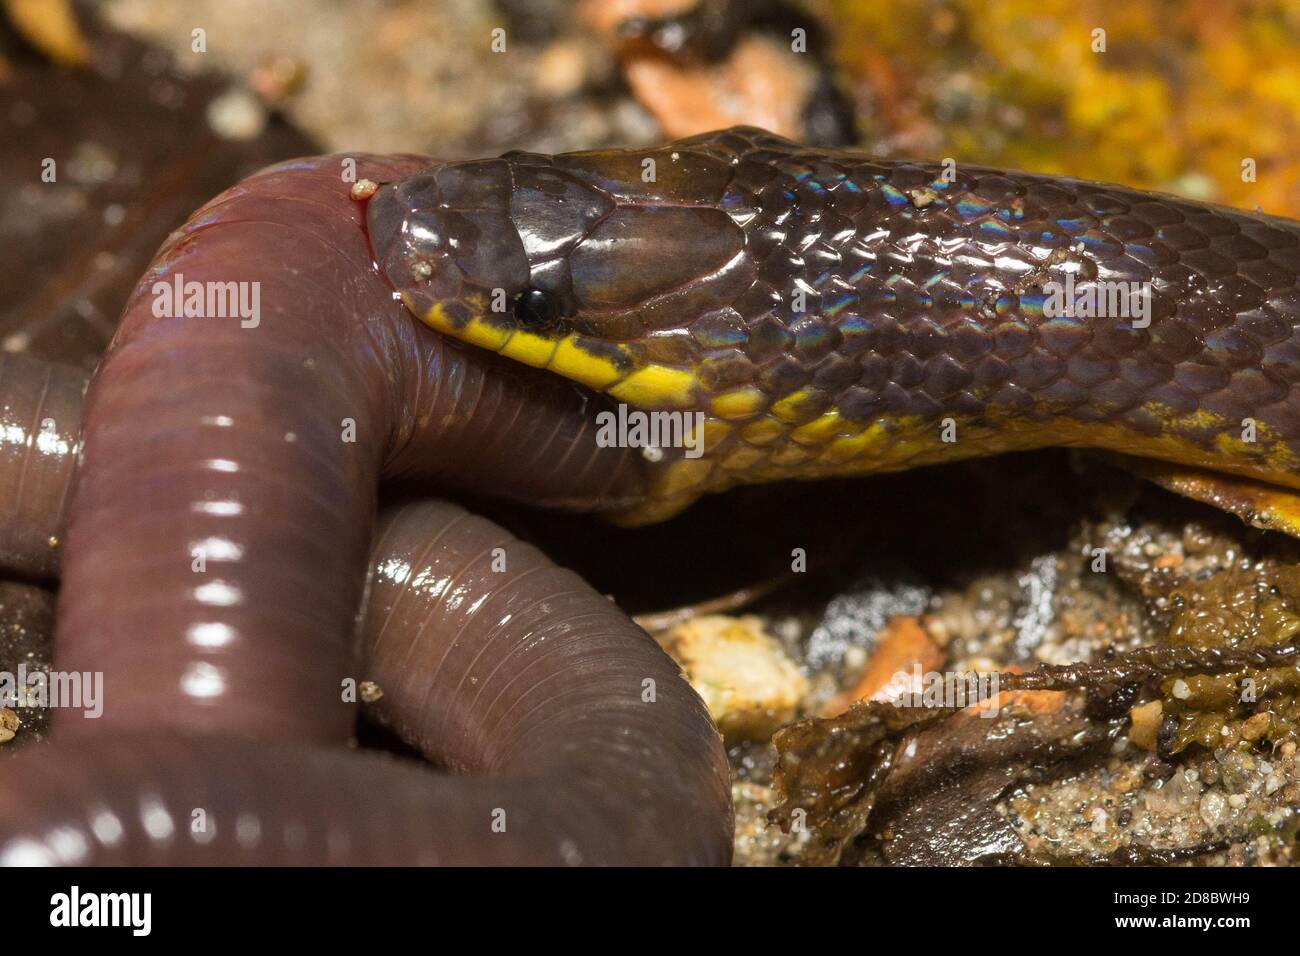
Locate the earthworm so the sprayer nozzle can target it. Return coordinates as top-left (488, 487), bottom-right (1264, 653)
top-left (1, 499), bottom-right (731, 864)
top-left (4, 125), bottom-right (1300, 864)
top-left (0, 353), bottom-right (84, 581)
top-left (0, 153), bottom-right (731, 864)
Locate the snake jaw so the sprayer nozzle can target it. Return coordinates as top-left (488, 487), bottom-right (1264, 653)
top-left (411, 292), bottom-right (707, 411)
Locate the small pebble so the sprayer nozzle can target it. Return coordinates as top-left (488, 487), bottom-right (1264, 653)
top-left (657, 614), bottom-right (809, 742)
top-left (0, 708), bottom-right (19, 744)
top-left (1128, 699), bottom-right (1162, 750)
top-left (535, 38), bottom-right (590, 98)
top-left (1110, 765), bottom-right (1143, 794)
top-left (206, 88), bottom-right (268, 141)
top-left (907, 187), bottom-right (939, 208)
top-left (249, 55), bottom-right (306, 105)
top-left (350, 179), bottom-right (378, 200)
top-left (1199, 790), bottom-right (1228, 827)
top-left (1240, 712), bottom-right (1270, 741)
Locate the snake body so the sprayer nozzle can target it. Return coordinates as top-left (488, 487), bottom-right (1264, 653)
top-left (370, 127), bottom-right (1300, 523)
top-left (2, 128), bottom-right (1300, 864)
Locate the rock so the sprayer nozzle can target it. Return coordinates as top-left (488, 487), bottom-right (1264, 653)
top-left (1240, 712), bottom-right (1271, 741)
top-left (657, 614), bottom-right (808, 742)
top-left (805, 564), bottom-right (931, 668)
top-left (535, 38), bottom-right (592, 98)
top-left (1199, 790), bottom-right (1228, 828)
top-left (622, 34), bottom-right (815, 140)
top-left (1144, 767), bottom-right (1201, 813)
top-left (0, 707), bottom-right (18, 744)
top-left (206, 88), bottom-right (268, 141)
top-left (823, 615), bottom-right (943, 716)
top-left (731, 781), bottom-right (805, 866)
top-left (1128, 699), bottom-right (1163, 751)
top-left (992, 663), bottom-right (1067, 718)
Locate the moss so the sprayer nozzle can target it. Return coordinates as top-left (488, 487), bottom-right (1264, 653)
top-left (1156, 565), bottom-right (1300, 753)
top-left (826, 0), bottom-right (1300, 217)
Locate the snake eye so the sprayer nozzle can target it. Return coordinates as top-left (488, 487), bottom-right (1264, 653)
top-left (512, 288), bottom-right (561, 330)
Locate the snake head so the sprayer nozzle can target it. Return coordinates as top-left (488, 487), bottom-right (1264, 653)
top-left (367, 147), bottom-right (753, 524)
top-left (367, 151), bottom-right (748, 417)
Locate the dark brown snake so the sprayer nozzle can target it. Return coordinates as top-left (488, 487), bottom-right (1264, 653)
top-left (1, 127), bottom-right (1298, 864)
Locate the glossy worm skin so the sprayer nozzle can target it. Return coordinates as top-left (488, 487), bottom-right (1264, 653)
top-left (58, 154), bottom-right (651, 745)
top-left (0, 354), bottom-right (84, 580)
top-left (0, 155), bottom-right (730, 865)
top-left (372, 127), bottom-right (1300, 523)
top-left (1, 501), bottom-right (730, 864)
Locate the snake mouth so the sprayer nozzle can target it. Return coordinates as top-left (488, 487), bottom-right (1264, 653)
top-left (367, 163), bottom-right (710, 416)
top-left (407, 292), bottom-right (702, 412)
top-left (406, 293), bottom-right (731, 525)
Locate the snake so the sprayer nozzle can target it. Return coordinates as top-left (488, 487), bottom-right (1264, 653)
top-left (1, 127), bottom-right (1298, 864)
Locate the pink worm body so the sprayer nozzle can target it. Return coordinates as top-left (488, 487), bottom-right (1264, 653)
top-left (0, 156), bottom-right (732, 865)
